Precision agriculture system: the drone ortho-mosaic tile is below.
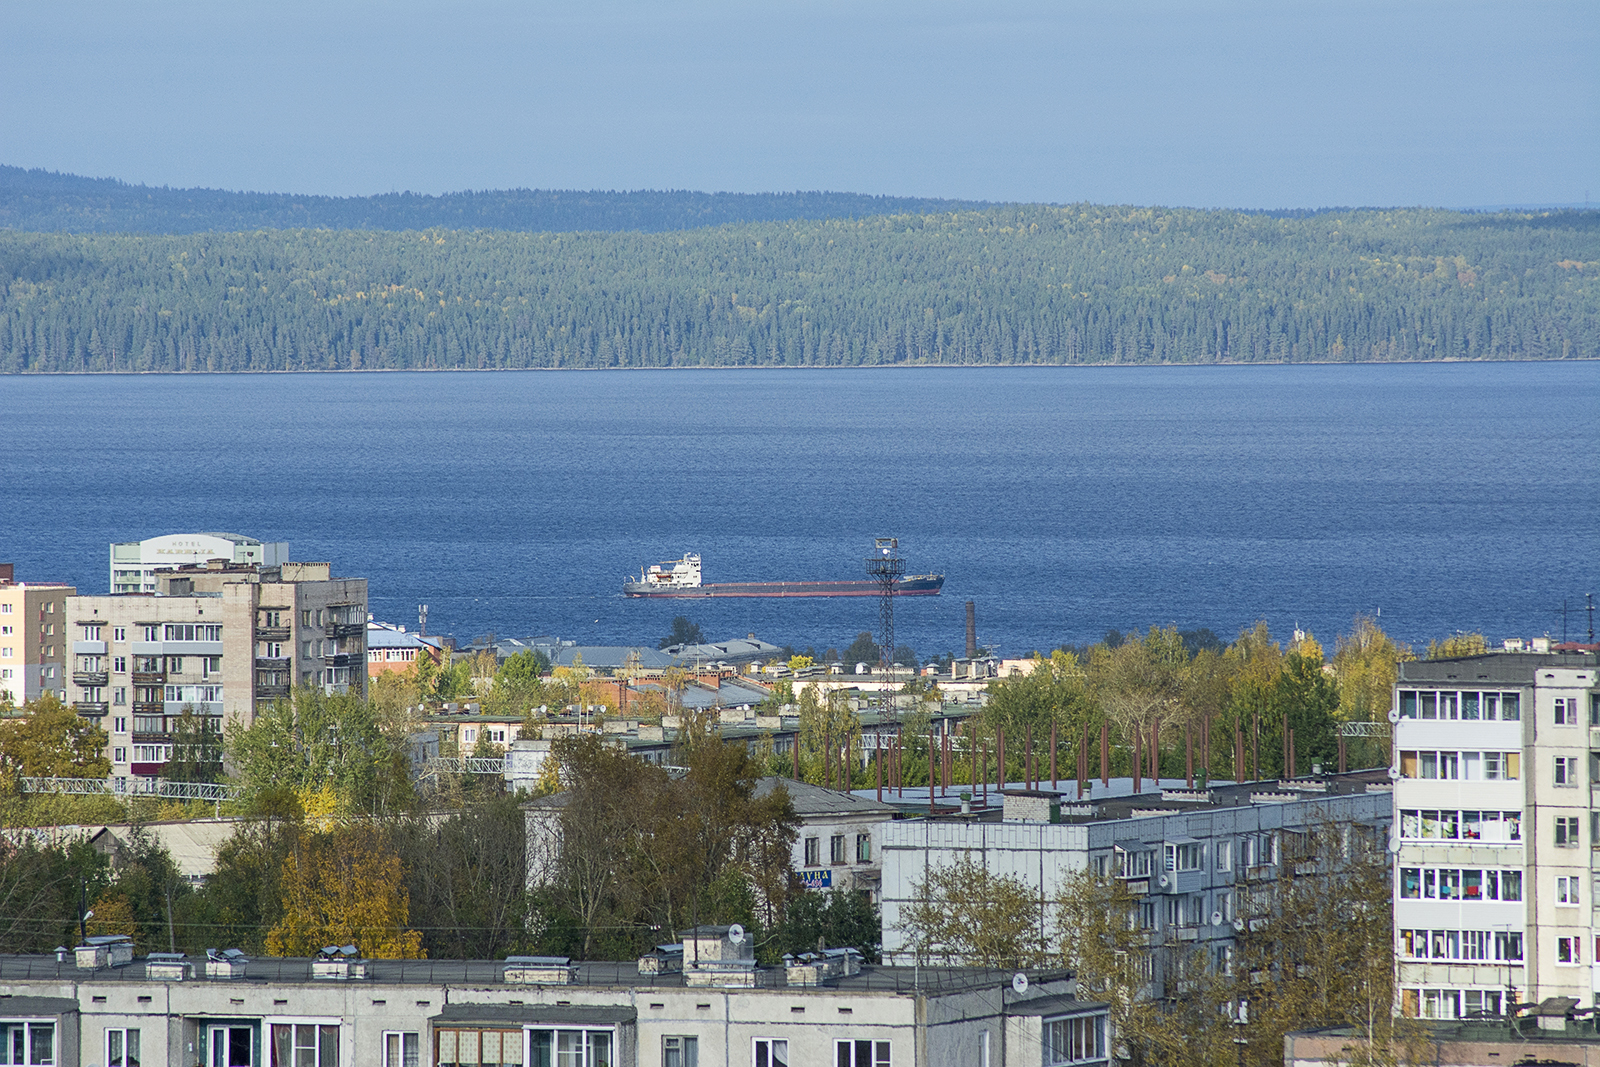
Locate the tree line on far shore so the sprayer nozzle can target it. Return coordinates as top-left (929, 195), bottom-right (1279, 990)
top-left (2, 205), bottom-right (1595, 373)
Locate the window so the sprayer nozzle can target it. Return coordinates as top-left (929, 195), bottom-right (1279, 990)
top-left (1494, 931), bottom-right (1523, 960)
top-left (856, 834), bottom-right (871, 863)
top-left (112, 656), bottom-right (126, 673)
top-left (1215, 839), bottom-right (1231, 872)
top-left (164, 624), bottom-right (222, 642)
top-left (113, 718), bottom-right (126, 733)
top-left (0, 604), bottom-right (9, 614)
top-left (1164, 843), bottom-right (1202, 872)
top-left (113, 627), bottom-right (125, 642)
top-left (113, 688), bottom-right (126, 706)
top-left (1558, 937), bottom-right (1582, 965)
top-left (0, 626), bottom-right (8, 635)
top-left (753, 1040), bottom-right (788, 1067)
top-left (209, 1026), bottom-right (252, 1067)
top-left (270, 1024), bottom-right (337, 1067)
top-left (834, 1041), bottom-right (890, 1067)
top-left (0, 649), bottom-right (10, 659)
top-left (1556, 817), bottom-right (1580, 847)
top-left (113, 748), bottom-right (126, 763)
top-left (1555, 756), bottom-right (1578, 786)
top-left (1045, 1016), bottom-right (1106, 1065)
top-left (1555, 697), bottom-right (1578, 725)
top-left (0, 1023), bottom-right (53, 1065)
top-left (107, 1029), bottom-right (140, 1067)
top-left (1592, 694), bottom-right (1600, 727)
top-left (263, 610), bottom-right (283, 628)
top-left (831, 835), bottom-right (847, 865)
top-left (440, 1029), bottom-right (524, 1067)
top-left (662, 1037), bottom-right (697, 1067)
top-left (382, 1033), bottom-right (418, 1067)
top-left (804, 838), bottom-right (820, 867)
top-left (1557, 876), bottom-right (1580, 905)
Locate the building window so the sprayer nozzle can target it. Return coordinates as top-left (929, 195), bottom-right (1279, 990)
top-left (753, 1039), bottom-right (788, 1067)
top-left (113, 748), bottom-right (126, 764)
top-left (831, 835), bottom-right (847, 865)
top-left (856, 834), bottom-right (871, 863)
top-left (0, 1022), bottom-right (56, 1065)
top-left (113, 656), bottom-right (126, 673)
top-left (1557, 937), bottom-right (1582, 965)
top-left (0, 649), bottom-right (10, 659)
top-left (0, 604), bottom-right (10, 614)
top-left (438, 1029), bottom-right (523, 1067)
top-left (662, 1036), bottom-right (697, 1067)
top-left (1557, 876), bottom-right (1580, 905)
top-left (267, 1019), bottom-right (337, 1062)
top-left (113, 627), bottom-right (125, 642)
top-left (141, 626), bottom-right (159, 642)
top-left (113, 688), bottom-right (127, 706)
top-left (1164, 842), bottom-right (1202, 872)
top-left (1554, 756), bottom-right (1579, 786)
top-left (1045, 1016), bottom-right (1106, 1065)
top-left (804, 838), bottom-right (819, 867)
top-left (526, 1030), bottom-right (610, 1067)
top-left (382, 1033), bottom-right (418, 1067)
top-left (834, 1042), bottom-right (889, 1067)
top-left (263, 610), bottom-right (283, 629)
top-left (1555, 697), bottom-right (1578, 725)
top-left (1215, 839), bottom-right (1231, 871)
top-left (1556, 817), bottom-right (1580, 847)
top-left (106, 1029), bottom-right (139, 1067)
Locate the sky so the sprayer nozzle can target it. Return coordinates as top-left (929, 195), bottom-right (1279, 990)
top-left (2, 0), bottom-right (1596, 209)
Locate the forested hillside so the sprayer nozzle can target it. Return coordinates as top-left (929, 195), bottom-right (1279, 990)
top-left (2, 205), bottom-right (1596, 372)
top-left (0, 166), bottom-right (981, 234)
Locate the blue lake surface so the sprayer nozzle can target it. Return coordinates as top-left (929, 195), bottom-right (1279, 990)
top-left (1, 363), bottom-right (1596, 659)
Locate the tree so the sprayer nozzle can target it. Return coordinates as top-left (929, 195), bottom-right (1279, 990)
top-left (0, 693), bottom-right (111, 781)
top-left (162, 707), bottom-right (223, 784)
top-left (769, 888), bottom-right (881, 963)
top-left (265, 824), bottom-right (424, 958)
top-left (0, 834), bottom-right (111, 952)
top-left (397, 795), bottom-right (529, 959)
top-left (1332, 615), bottom-right (1412, 722)
top-left (658, 616), bottom-right (704, 650)
top-left (226, 687), bottom-right (414, 817)
top-left (796, 685), bottom-right (860, 787)
top-left (841, 632), bottom-right (880, 667)
top-left (1426, 631), bottom-right (1488, 659)
top-left (185, 789), bottom-right (304, 952)
top-left (898, 852), bottom-right (1047, 967)
top-left (981, 649), bottom-right (1093, 781)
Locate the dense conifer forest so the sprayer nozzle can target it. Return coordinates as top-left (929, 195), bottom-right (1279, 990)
top-left (1, 197), bottom-right (1596, 371)
top-left (0, 166), bottom-right (981, 235)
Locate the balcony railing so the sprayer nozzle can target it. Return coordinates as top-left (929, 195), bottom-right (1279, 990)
top-left (73, 671), bottom-right (109, 687)
top-left (323, 653), bottom-right (364, 668)
top-left (132, 672), bottom-right (166, 686)
top-left (131, 731), bottom-right (172, 745)
top-left (256, 625), bottom-right (291, 641)
top-left (327, 622), bottom-right (366, 639)
top-left (74, 702), bottom-right (109, 717)
top-left (255, 684), bottom-right (291, 700)
top-left (133, 702), bottom-right (163, 717)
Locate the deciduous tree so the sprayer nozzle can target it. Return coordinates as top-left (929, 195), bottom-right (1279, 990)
top-left (266, 824), bottom-right (423, 959)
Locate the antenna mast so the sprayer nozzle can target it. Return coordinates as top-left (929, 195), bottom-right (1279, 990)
top-left (866, 537), bottom-right (905, 685)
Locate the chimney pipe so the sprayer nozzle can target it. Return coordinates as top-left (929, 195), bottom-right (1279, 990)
top-left (965, 601), bottom-right (977, 659)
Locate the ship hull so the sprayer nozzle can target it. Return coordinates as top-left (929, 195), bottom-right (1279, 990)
top-left (624, 576), bottom-right (944, 599)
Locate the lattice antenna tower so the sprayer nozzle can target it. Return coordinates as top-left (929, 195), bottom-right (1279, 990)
top-left (866, 537), bottom-right (905, 686)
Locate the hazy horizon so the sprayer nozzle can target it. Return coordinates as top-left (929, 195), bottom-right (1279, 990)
top-left (3, 1), bottom-right (1593, 210)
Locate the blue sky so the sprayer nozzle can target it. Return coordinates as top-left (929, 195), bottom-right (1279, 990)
top-left (3, 0), bottom-right (1595, 208)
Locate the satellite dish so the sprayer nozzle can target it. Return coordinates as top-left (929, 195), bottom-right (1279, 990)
top-left (1157, 874), bottom-right (1169, 888)
top-left (1211, 911), bottom-right (1224, 927)
top-left (1233, 918), bottom-right (1245, 932)
top-left (1387, 708), bottom-right (1400, 724)
top-left (728, 924), bottom-right (746, 945)
top-left (1012, 972), bottom-right (1029, 994)
top-left (1388, 766), bottom-right (1401, 780)
top-left (1388, 837), bottom-right (1402, 854)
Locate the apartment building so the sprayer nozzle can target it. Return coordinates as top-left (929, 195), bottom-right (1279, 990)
top-left (0, 562), bottom-right (75, 706)
top-left (0, 931), bottom-right (1112, 1067)
top-left (1391, 649), bottom-right (1600, 1018)
top-left (879, 772), bottom-right (1393, 971)
top-left (109, 532), bottom-right (289, 594)
top-left (65, 560), bottom-right (367, 784)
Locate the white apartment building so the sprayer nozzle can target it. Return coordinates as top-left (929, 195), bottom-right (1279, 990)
top-left (1392, 649), bottom-right (1600, 1019)
top-left (65, 560), bottom-right (366, 785)
top-left (0, 562), bottom-right (75, 706)
top-left (109, 532), bottom-right (288, 594)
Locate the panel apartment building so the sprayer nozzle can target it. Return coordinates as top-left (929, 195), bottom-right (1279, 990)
top-left (1391, 648), bottom-right (1600, 1018)
top-left (65, 560), bottom-right (367, 783)
top-left (0, 563), bottom-right (75, 706)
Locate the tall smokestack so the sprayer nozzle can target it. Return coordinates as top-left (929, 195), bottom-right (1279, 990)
top-left (965, 600), bottom-right (977, 659)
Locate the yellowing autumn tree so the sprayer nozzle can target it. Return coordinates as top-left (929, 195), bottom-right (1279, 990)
top-left (266, 827), bottom-right (423, 959)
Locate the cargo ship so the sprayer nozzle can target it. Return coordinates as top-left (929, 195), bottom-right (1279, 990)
top-left (623, 553), bottom-right (944, 599)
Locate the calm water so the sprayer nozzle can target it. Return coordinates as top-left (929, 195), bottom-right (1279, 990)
top-left (1, 364), bottom-right (1596, 659)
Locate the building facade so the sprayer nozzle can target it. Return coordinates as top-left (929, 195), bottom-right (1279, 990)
top-left (879, 774), bottom-right (1393, 970)
top-left (1391, 650), bottom-right (1600, 1018)
top-left (367, 621), bottom-right (444, 677)
top-left (109, 532), bottom-right (288, 594)
top-left (0, 939), bottom-right (1111, 1067)
top-left (0, 562), bottom-right (75, 706)
top-left (64, 561), bottom-right (367, 784)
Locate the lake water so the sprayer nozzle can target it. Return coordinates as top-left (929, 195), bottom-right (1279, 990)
top-left (1, 363), bottom-right (1596, 659)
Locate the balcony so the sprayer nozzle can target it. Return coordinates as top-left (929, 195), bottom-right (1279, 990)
top-left (132, 672), bottom-right (166, 686)
top-left (326, 622), bottom-right (366, 640)
top-left (255, 684), bottom-right (291, 700)
top-left (74, 702), bottom-right (109, 718)
top-left (133, 701), bottom-right (164, 717)
top-left (256, 625), bottom-right (291, 641)
top-left (131, 731), bottom-right (172, 745)
top-left (323, 653), bottom-right (364, 668)
top-left (73, 670), bottom-right (109, 687)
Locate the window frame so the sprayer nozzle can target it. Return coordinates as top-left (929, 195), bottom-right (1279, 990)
top-left (833, 1039), bottom-right (891, 1067)
top-left (106, 1027), bottom-right (140, 1067)
top-left (381, 1033), bottom-right (418, 1067)
top-left (0, 1021), bottom-right (55, 1067)
top-left (752, 1038), bottom-right (789, 1067)
top-left (661, 1035), bottom-right (697, 1067)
